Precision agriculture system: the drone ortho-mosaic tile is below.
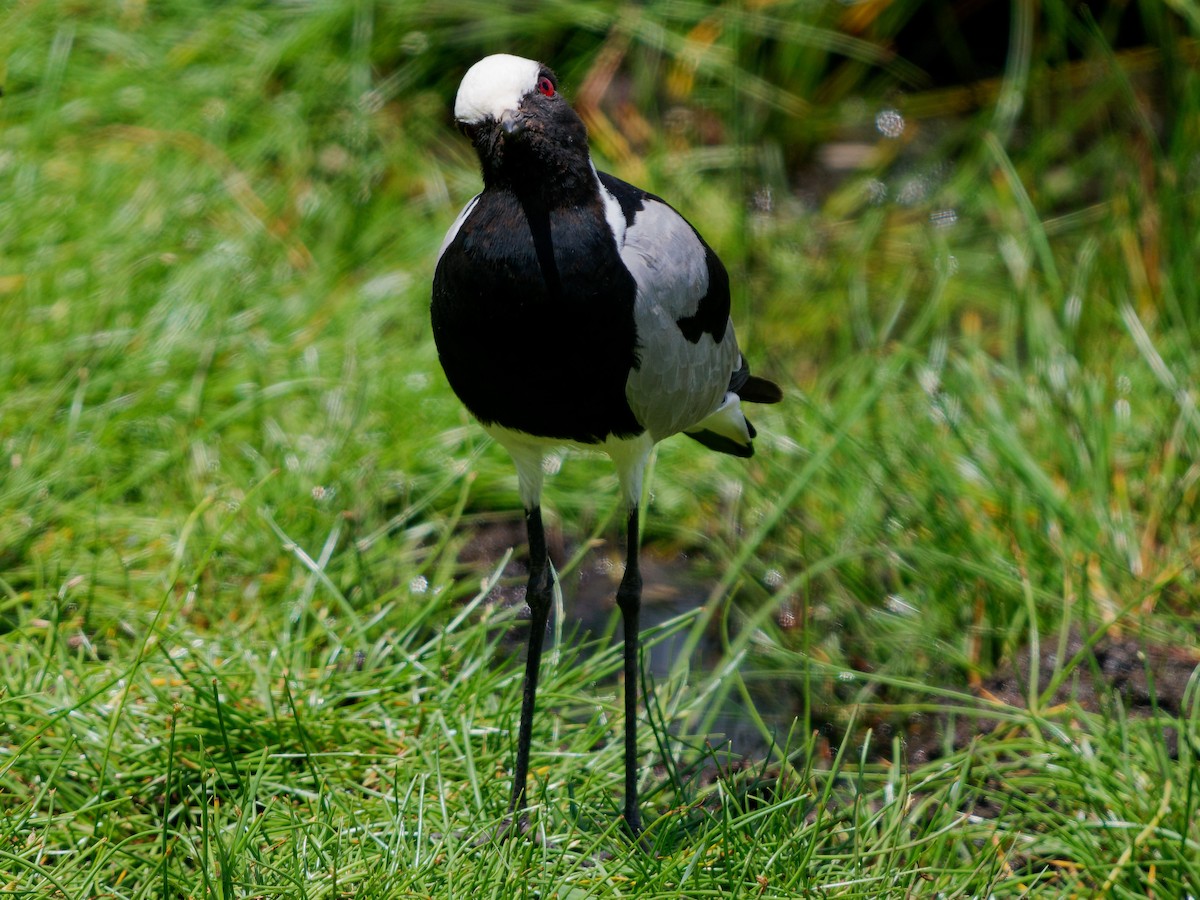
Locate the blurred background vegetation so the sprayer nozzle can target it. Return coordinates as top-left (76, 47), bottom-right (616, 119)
top-left (3, 0), bottom-right (1200, 894)
top-left (4, 0), bottom-right (1197, 687)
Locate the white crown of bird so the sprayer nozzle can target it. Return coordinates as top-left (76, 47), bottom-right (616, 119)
top-left (454, 54), bottom-right (544, 125)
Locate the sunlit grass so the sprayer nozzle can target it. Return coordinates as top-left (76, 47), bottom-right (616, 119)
top-left (2, 0), bottom-right (1200, 896)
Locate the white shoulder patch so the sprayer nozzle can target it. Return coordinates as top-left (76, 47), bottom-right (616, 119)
top-left (593, 164), bottom-right (627, 249)
top-left (435, 194), bottom-right (480, 265)
top-left (454, 54), bottom-right (541, 124)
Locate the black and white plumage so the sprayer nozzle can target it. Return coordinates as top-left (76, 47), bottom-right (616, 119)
top-left (431, 54), bottom-right (782, 838)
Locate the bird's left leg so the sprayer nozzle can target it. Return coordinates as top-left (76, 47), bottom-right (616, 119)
top-left (491, 437), bottom-right (552, 833)
top-left (510, 503), bottom-right (552, 819)
top-left (615, 503), bottom-right (643, 837)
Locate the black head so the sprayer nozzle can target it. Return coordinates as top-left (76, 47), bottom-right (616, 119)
top-left (454, 54), bottom-right (592, 197)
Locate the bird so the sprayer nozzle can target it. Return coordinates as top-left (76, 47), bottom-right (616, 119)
top-left (431, 53), bottom-right (782, 838)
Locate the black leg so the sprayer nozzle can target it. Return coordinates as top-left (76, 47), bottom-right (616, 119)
top-left (615, 504), bottom-right (643, 837)
top-left (510, 505), bottom-right (552, 819)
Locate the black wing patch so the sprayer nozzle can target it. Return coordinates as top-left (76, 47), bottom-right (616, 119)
top-left (675, 246), bottom-right (729, 344)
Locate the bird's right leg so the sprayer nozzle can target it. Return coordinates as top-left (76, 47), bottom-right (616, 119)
top-left (509, 503), bottom-right (552, 818)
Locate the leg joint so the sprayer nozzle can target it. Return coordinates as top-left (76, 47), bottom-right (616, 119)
top-left (616, 568), bottom-right (642, 613)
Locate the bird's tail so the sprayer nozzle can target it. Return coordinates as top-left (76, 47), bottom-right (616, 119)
top-left (735, 374), bottom-right (784, 405)
top-left (728, 354), bottom-right (784, 404)
top-left (684, 357), bottom-right (782, 458)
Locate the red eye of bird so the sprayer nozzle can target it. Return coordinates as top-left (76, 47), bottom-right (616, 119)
top-left (536, 76), bottom-right (555, 97)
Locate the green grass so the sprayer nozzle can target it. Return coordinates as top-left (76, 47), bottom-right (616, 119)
top-left (3, 0), bottom-right (1200, 896)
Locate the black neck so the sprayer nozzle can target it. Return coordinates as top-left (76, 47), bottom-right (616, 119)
top-left (472, 98), bottom-right (598, 209)
top-left (482, 151), bottom-right (597, 209)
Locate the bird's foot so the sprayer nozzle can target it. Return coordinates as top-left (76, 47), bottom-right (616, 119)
top-left (473, 814), bottom-right (531, 846)
top-left (624, 812), bottom-right (653, 853)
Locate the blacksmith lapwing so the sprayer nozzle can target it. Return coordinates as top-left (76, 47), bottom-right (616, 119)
top-left (431, 53), bottom-right (782, 838)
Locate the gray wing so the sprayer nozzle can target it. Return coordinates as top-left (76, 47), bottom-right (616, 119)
top-left (608, 189), bottom-right (740, 443)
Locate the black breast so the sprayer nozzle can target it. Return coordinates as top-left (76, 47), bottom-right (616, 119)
top-left (431, 189), bottom-right (644, 443)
